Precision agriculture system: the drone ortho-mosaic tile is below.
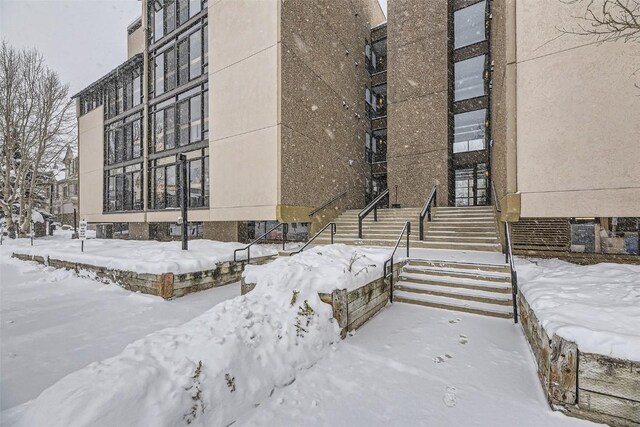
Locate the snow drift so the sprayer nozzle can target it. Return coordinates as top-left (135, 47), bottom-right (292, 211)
top-left (7, 245), bottom-right (391, 427)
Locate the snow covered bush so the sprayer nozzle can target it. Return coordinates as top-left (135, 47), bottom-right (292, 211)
top-left (8, 245), bottom-right (390, 427)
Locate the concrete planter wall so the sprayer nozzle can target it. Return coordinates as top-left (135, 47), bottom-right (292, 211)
top-left (242, 260), bottom-right (407, 337)
top-left (519, 293), bottom-right (640, 426)
top-left (12, 252), bottom-right (274, 299)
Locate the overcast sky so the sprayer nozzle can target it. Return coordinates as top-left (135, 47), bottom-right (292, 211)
top-left (0, 0), bottom-right (387, 97)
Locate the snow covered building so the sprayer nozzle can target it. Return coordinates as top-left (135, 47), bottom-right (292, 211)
top-left (73, 0), bottom-right (638, 257)
top-left (51, 146), bottom-right (79, 227)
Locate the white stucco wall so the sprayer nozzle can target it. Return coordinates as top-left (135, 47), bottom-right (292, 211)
top-left (208, 0), bottom-right (281, 221)
top-left (515, 0), bottom-right (640, 217)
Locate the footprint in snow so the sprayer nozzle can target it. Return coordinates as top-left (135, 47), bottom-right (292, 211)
top-left (458, 334), bottom-right (468, 344)
top-left (448, 318), bottom-right (462, 324)
top-left (443, 386), bottom-right (457, 407)
top-left (433, 356), bottom-right (445, 363)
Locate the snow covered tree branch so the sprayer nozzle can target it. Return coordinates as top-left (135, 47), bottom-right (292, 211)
top-left (0, 41), bottom-right (74, 236)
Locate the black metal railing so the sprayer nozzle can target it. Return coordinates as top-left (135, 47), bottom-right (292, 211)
top-left (233, 223), bottom-right (288, 263)
top-left (419, 185), bottom-right (437, 240)
top-left (504, 221), bottom-right (519, 323)
top-left (309, 191), bottom-right (347, 217)
top-left (291, 222), bottom-right (336, 255)
top-left (491, 182), bottom-right (501, 213)
top-left (358, 188), bottom-right (390, 239)
top-left (384, 221), bottom-right (411, 303)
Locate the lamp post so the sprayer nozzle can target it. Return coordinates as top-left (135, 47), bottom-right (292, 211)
top-left (177, 153), bottom-right (188, 250)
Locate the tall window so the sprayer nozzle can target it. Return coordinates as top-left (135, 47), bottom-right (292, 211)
top-left (178, 39), bottom-right (189, 85)
top-left (454, 55), bottom-right (486, 101)
top-left (150, 149), bottom-right (208, 209)
top-left (155, 53), bottom-right (165, 96)
top-left (132, 71), bottom-right (141, 107)
top-left (189, 30), bottom-right (202, 79)
top-left (154, 110), bottom-right (165, 152)
top-left (454, 1), bottom-right (486, 49)
top-left (151, 88), bottom-right (207, 154)
top-left (453, 109), bottom-right (486, 153)
top-left (165, 0), bottom-right (176, 34)
top-left (165, 106), bottom-right (176, 149)
top-left (190, 95), bottom-right (201, 142)
top-left (165, 47), bottom-right (177, 92)
top-left (105, 164), bottom-right (142, 212)
top-left (154, 1), bottom-right (164, 42)
top-left (178, 100), bottom-right (190, 146)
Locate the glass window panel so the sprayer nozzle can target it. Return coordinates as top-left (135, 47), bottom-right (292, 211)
top-left (107, 130), bottom-right (115, 165)
top-left (124, 173), bottom-right (133, 211)
top-left (154, 2), bottom-right (164, 41)
top-left (454, 1), bottom-right (486, 49)
top-left (124, 76), bottom-right (133, 110)
top-left (108, 176), bottom-right (116, 211)
top-left (132, 73), bottom-right (141, 106)
top-left (165, 106), bottom-right (175, 150)
top-left (178, 0), bottom-right (189, 25)
top-left (155, 167), bottom-right (165, 209)
top-left (189, 31), bottom-right (202, 80)
top-left (190, 0), bottom-right (201, 17)
top-left (178, 40), bottom-right (189, 85)
top-left (115, 175), bottom-right (124, 211)
top-left (133, 171), bottom-right (143, 210)
top-left (155, 53), bottom-right (164, 96)
top-left (132, 119), bottom-right (142, 158)
top-left (165, 0), bottom-right (176, 34)
top-left (454, 55), bottom-right (486, 101)
top-left (154, 110), bottom-right (165, 152)
top-left (189, 159), bottom-right (202, 207)
top-left (165, 48), bottom-right (176, 91)
top-left (203, 90), bottom-right (208, 133)
top-left (203, 24), bottom-right (208, 67)
top-left (166, 165), bottom-right (177, 207)
top-left (203, 158), bottom-right (209, 206)
top-left (190, 95), bottom-right (201, 142)
top-left (115, 127), bottom-right (124, 163)
top-left (453, 109), bottom-right (486, 153)
top-left (178, 101), bottom-right (190, 146)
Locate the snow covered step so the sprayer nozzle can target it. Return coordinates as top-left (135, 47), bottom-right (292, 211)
top-left (426, 226), bottom-right (497, 233)
top-left (432, 218), bottom-right (495, 223)
top-left (394, 291), bottom-right (514, 319)
top-left (415, 241), bottom-right (502, 252)
top-left (422, 235), bottom-right (500, 243)
top-left (395, 281), bottom-right (513, 306)
top-left (408, 259), bottom-right (510, 273)
top-left (399, 272), bottom-right (512, 293)
top-left (403, 266), bottom-right (511, 282)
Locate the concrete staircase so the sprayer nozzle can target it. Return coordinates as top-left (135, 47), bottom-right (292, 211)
top-left (313, 206), bottom-right (502, 252)
top-left (394, 259), bottom-right (514, 319)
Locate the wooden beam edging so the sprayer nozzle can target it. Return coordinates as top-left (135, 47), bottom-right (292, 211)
top-left (518, 292), bottom-right (640, 426)
top-left (242, 260), bottom-right (407, 339)
top-left (11, 252), bottom-right (275, 300)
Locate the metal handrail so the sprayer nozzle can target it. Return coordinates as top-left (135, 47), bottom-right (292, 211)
top-left (491, 182), bottom-right (501, 213)
top-left (419, 185), bottom-right (437, 240)
top-left (233, 222), bottom-right (288, 263)
top-left (383, 221), bottom-right (411, 303)
top-left (358, 188), bottom-right (390, 238)
top-left (291, 222), bottom-right (336, 255)
top-left (504, 221), bottom-right (519, 324)
top-left (309, 191), bottom-right (347, 217)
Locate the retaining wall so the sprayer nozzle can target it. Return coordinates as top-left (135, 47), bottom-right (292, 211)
top-left (519, 293), bottom-right (640, 426)
top-left (12, 252), bottom-right (273, 299)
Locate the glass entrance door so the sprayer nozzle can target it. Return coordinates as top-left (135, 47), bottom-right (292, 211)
top-left (454, 163), bottom-right (487, 206)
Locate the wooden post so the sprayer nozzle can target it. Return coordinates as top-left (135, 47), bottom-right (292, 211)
top-left (549, 334), bottom-right (578, 405)
top-left (331, 289), bottom-right (348, 338)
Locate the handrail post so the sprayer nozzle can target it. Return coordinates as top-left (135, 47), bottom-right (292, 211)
top-left (247, 246), bottom-right (250, 263)
top-left (389, 262), bottom-right (394, 303)
top-left (374, 205), bottom-right (377, 222)
top-left (331, 223), bottom-right (335, 244)
top-left (282, 223), bottom-right (287, 251)
top-left (406, 222), bottom-right (411, 257)
top-left (358, 217), bottom-right (363, 239)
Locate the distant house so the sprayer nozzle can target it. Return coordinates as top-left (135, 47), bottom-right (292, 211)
top-left (51, 146), bottom-right (79, 227)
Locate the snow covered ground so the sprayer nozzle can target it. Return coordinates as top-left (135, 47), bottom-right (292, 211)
top-left (234, 303), bottom-right (596, 426)
top-left (517, 258), bottom-right (640, 360)
top-left (0, 254), bottom-right (239, 411)
top-left (2, 234), bottom-right (288, 274)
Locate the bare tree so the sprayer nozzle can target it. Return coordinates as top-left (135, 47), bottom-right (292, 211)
top-left (0, 41), bottom-right (74, 237)
top-left (560, 0), bottom-right (640, 42)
